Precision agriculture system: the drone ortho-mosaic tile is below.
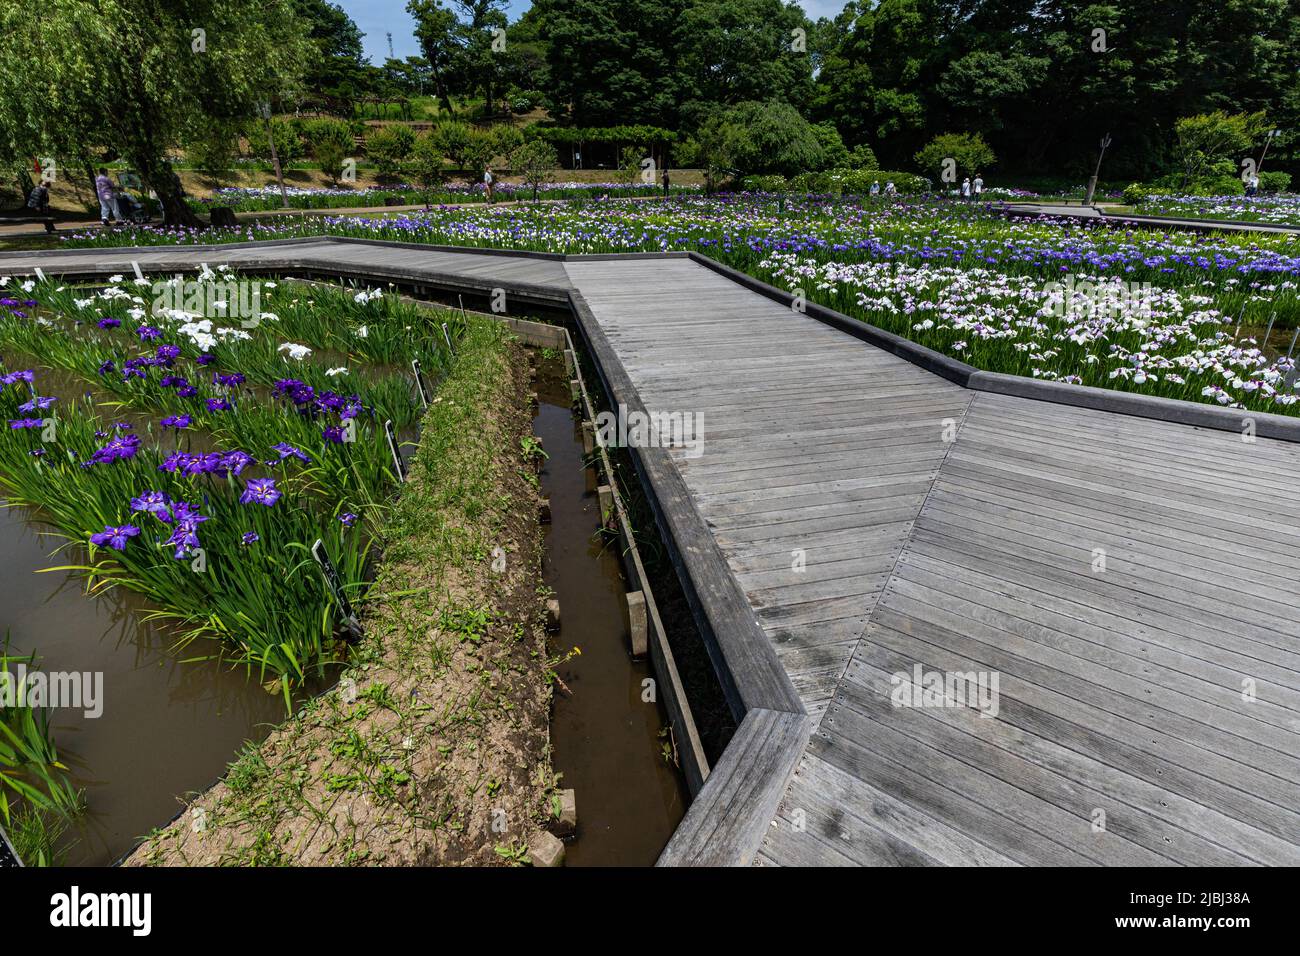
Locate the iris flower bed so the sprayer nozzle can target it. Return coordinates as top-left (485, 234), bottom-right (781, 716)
top-left (56, 193), bottom-right (1300, 414)
top-left (756, 254), bottom-right (1299, 412)
top-left (0, 270), bottom-right (462, 698)
top-left (1134, 194), bottom-right (1300, 227)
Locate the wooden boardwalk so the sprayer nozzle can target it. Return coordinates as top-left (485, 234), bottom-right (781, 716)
top-left (4, 240), bottom-right (1299, 867)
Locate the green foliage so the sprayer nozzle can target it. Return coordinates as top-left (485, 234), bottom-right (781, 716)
top-left (698, 101), bottom-right (826, 178)
top-left (524, 124), bottom-right (677, 146)
top-left (185, 122), bottom-right (242, 185)
top-left (303, 119), bottom-right (356, 186)
top-left (914, 132), bottom-right (996, 179)
top-left (0, 0), bottom-right (312, 225)
top-left (408, 132), bottom-right (447, 189)
top-left (366, 125), bottom-right (418, 180)
top-left (246, 119), bottom-right (306, 166)
top-left (1258, 170), bottom-right (1292, 194)
top-left (512, 139), bottom-right (558, 200)
top-left (1121, 183), bottom-right (1147, 206)
top-left (432, 120), bottom-right (474, 170)
top-left (1173, 111), bottom-right (1271, 187)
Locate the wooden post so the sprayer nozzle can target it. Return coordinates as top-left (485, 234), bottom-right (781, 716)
top-left (597, 484), bottom-right (613, 525)
top-left (569, 379), bottom-right (581, 404)
top-left (563, 349), bottom-right (576, 376)
top-left (626, 590), bottom-right (648, 657)
top-left (581, 421), bottom-right (595, 455)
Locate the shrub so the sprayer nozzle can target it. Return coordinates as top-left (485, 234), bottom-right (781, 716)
top-left (303, 120), bottom-right (356, 187)
top-left (914, 132), bottom-right (996, 181)
top-left (1258, 171), bottom-right (1292, 194)
top-left (1121, 183), bottom-right (1148, 206)
top-left (407, 132), bottom-right (446, 191)
top-left (366, 125), bottom-right (417, 180)
top-left (244, 118), bottom-right (304, 165)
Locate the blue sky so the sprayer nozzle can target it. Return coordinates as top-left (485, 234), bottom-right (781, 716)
top-left (337, 1), bottom-right (845, 64)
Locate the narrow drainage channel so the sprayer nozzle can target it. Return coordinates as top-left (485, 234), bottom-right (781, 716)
top-left (532, 354), bottom-right (688, 866)
top-left (0, 504), bottom-right (286, 867)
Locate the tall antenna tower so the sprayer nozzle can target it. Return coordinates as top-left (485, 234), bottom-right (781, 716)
top-left (387, 32), bottom-right (394, 60)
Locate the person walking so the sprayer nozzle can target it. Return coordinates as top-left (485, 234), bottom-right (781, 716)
top-left (484, 165), bottom-right (494, 204)
top-left (662, 166), bottom-right (670, 198)
top-left (94, 167), bottom-right (119, 225)
top-left (973, 172), bottom-right (984, 201)
top-left (961, 176), bottom-right (972, 201)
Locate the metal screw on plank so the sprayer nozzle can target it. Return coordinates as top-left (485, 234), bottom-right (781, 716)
top-left (384, 419), bottom-right (407, 482)
top-left (311, 539), bottom-right (363, 643)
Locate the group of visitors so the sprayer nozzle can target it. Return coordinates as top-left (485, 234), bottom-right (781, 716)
top-left (961, 174), bottom-right (985, 200)
top-left (869, 180), bottom-right (898, 196)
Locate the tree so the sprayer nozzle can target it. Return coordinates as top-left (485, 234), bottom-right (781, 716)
top-left (429, 121), bottom-right (468, 171)
top-left (698, 101), bottom-right (826, 178)
top-left (914, 132), bottom-right (996, 180)
top-left (1172, 111), bottom-right (1270, 187)
top-left (676, 0), bottom-right (815, 126)
top-left (533, 0), bottom-right (686, 128)
top-left (304, 120), bottom-right (356, 186)
top-left (513, 139), bottom-right (558, 200)
top-left (366, 125), bottom-right (418, 181)
top-left (408, 0), bottom-right (462, 113)
top-left (0, 0), bottom-right (310, 227)
top-left (408, 132), bottom-right (448, 198)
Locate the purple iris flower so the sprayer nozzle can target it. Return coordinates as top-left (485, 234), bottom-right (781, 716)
top-left (241, 532), bottom-right (260, 546)
top-left (213, 371), bottom-right (245, 387)
top-left (98, 360), bottom-right (116, 376)
top-left (86, 433), bottom-right (142, 465)
top-left (164, 503), bottom-right (208, 558)
top-left (18, 396), bottom-right (55, 413)
top-left (196, 353), bottom-right (216, 366)
top-left (206, 398), bottom-right (232, 412)
top-left (322, 425), bottom-right (345, 443)
top-left (130, 490), bottom-right (173, 522)
top-left (123, 366), bottom-right (147, 381)
top-left (90, 524), bottom-right (140, 551)
top-left (161, 414), bottom-right (192, 430)
top-left (339, 512), bottom-right (358, 527)
top-left (160, 375), bottom-right (187, 388)
top-left (1, 370), bottom-right (34, 385)
top-left (240, 478), bottom-right (281, 506)
top-left (136, 325), bottom-right (162, 341)
top-left (156, 344), bottom-right (181, 365)
top-left (9, 418), bottom-right (44, 430)
top-left (97, 318), bottom-right (121, 329)
top-left (271, 442), bottom-right (311, 464)
top-left (221, 450), bottom-right (256, 475)
top-left (177, 385), bottom-right (198, 398)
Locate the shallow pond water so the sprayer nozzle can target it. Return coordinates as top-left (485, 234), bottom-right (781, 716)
top-left (0, 502), bottom-right (289, 866)
top-left (533, 363), bottom-right (687, 866)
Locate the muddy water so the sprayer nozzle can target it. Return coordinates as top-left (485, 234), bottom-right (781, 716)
top-left (0, 504), bottom-right (287, 866)
top-left (533, 371), bottom-right (687, 866)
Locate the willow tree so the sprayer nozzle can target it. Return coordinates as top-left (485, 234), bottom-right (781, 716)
top-left (0, 0), bottom-right (310, 226)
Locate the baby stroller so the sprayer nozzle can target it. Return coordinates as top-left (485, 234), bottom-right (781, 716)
top-left (114, 188), bottom-right (152, 224)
